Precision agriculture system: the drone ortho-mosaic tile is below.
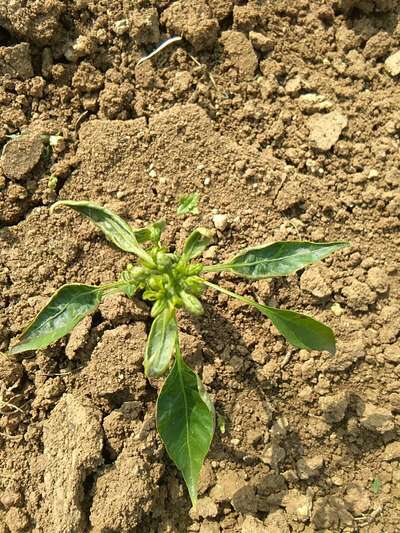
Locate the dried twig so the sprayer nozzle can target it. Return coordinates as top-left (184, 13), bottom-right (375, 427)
top-left (137, 36), bottom-right (183, 66)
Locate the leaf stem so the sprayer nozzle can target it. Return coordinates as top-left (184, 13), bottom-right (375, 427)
top-left (202, 264), bottom-right (232, 273)
top-left (202, 279), bottom-right (264, 311)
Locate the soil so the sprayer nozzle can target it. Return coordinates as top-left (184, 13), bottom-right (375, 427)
top-left (0, 0), bottom-right (399, 531)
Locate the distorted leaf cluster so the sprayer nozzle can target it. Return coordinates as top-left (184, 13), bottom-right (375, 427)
top-left (8, 199), bottom-right (348, 506)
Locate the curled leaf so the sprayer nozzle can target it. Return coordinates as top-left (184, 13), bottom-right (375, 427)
top-left (9, 284), bottom-right (102, 354)
top-left (182, 228), bottom-right (213, 260)
top-left (144, 308), bottom-right (177, 377)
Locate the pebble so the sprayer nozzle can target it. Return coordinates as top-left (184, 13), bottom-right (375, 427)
top-left (296, 455), bottom-right (324, 480)
top-left (231, 484), bottom-right (257, 514)
top-left (114, 19), bottom-right (129, 35)
top-left (298, 93), bottom-right (334, 114)
top-left (358, 402), bottom-right (394, 433)
top-left (1, 135), bottom-right (44, 180)
top-left (383, 343), bottom-right (400, 364)
top-left (331, 302), bottom-right (344, 316)
top-left (212, 213), bottom-right (228, 231)
top-left (319, 392), bottom-right (349, 423)
top-left (241, 516), bottom-right (269, 533)
top-left (384, 50), bottom-right (400, 76)
top-left (300, 265), bottom-right (332, 299)
top-left (308, 111), bottom-right (348, 151)
top-left (343, 484), bottom-right (371, 516)
top-left (383, 441), bottom-right (400, 461)
top-left (342, 279), bottom-right (377, 311)
top-left (220, 31), bottom-right (258, 79)
top-left (249, 31), bottom-right (275, 52)
top-left (282, 489), bottom-right (313, 522)
top-left (0, 43), bottom-right (33, 80)
top-left (189, 496), bottom-right (218, 519)
top-left (209, 470), bottom-right (246, 502)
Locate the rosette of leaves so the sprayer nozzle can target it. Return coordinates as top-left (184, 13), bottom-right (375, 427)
top-left (8, 200), bottom-right (348, 506)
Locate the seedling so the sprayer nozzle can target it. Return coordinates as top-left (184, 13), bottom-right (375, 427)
top-left (177, 192), bottom-right (199, 216)
top-left (8, 200), bottom-right (348, 505)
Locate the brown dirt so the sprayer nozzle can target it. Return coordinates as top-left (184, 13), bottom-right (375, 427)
top-left (0, 1), bottom-right (399, 531)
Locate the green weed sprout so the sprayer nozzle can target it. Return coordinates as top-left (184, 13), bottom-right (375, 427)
top-left (8, 200), bottom-right (348, 506)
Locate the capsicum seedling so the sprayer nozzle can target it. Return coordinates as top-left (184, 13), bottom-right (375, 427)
top-left (8, 200), bottom-right (348, 506)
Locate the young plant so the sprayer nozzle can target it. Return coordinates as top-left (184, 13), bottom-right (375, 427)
top-left (8, 200), bottom-right (348, 505)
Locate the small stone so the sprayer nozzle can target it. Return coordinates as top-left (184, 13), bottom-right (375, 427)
top-left (342, 280), bottom-right (377, 311)
top-left (64, 35), bottom-right (94, 62)
top-left (331, 303), bottom-right (344, 316)
top-left (209, 470), bottom-right (246, 502)
top-left (249, 31), bottom-right (274, 53)
top-left (241, 516), bottom-right (268, 533)
top-left (358, 402), bottom-right (394, 434)
top-left (212, 214), bottom-right (228, 231)
top-left (298, 385), bottom-right (313, 402)
top-left (261, 442), bottom-right (286, 467)
top-left (384, 51), bottom-right (400, 77)
top-left (5, 507), bottom-right (30, 532)
top-left (0, 488), bottom-right (23, 509)
top-left (344, 484), bottom-right (370, 516)
top-left (161, 0), bottom-right (218, 51)
top-left (383, 441), bottom-right (400, 461)
top-left (263, 509), bottom-right (291, 533)
top-left (308, 111), bottom-right (348, 151)
top-left (367, 266), bottom-right (389, 294)
top-left (189, 496), bottom-right (218, 519)
top-left (231, 484), bottom-right (257, 514)
top-left (0, 43), bottom-right (33, 80)
top-left (282, 490), bottom-right (313, 522)
top-left (0, 357), bottom-right (23, 388)
top-left (173, 71), bottom-right (192, 93)
top-left (300, 265), bottom-right (332, 299)
top-left (298, 93), bottom-right (334, 114)
top-left (128, 8), bottom-right (160, 44)
top-left (383, 343), bottom-right (400, 364)
top-left (319, 393), bottom-right (349, 423)
top-left (1, 135), bottom-right (44, 181)
top-left (220, 31), bottom-right (258, 79)
top-left (296, 455), bottom-right (324, 480)
top-left (114, 19), bottom-right (129, 35)
top-left (285, 76), bottom-right (306, 97)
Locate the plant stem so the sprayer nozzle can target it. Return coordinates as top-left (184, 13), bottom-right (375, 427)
top-left (202, 279), bottom-right (263, 312)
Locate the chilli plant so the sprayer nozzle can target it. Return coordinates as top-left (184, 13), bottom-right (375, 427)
top-left (8, 200), bottom-right (348, 505)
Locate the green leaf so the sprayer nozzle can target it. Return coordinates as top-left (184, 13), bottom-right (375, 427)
top-left (258, 305), bottom-right (336, 355)
top-left (51, 200), bottom-right (152, 261)
top-left (182, 228), bottom-right (213, 260)
top-left (134, 220), bottom-right (166, 245)
top-left (157, 340), bottom-right (214, 506)
top-left (371, 478), bottom-right (381, 494)
top-left (203, 280), bottom-right (336, 354)
top-left (208, 241), bottom-right (349, 278)
top-left (177, 193), bottom-right (199, 216)
top-left (180, 291), bottom-right (204, 316)
top-left (144, 308), bottom-right (178, 378)
top-left (9, 284), bottom-right (102, 355)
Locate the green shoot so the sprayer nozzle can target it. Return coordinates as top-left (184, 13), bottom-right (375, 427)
top-left (8, 199), bottom-right (349, 507)
top-left (177, 192), bottom-right (199, 216)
